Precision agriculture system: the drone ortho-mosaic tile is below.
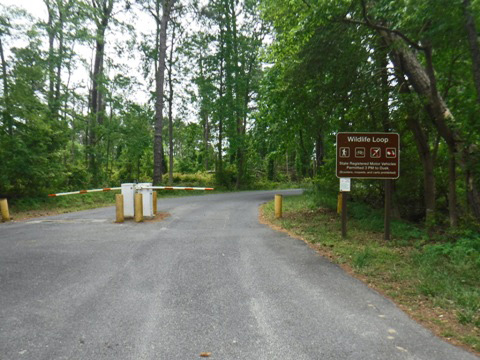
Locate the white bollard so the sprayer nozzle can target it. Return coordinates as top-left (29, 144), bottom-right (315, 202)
top-left (121, 183), bottom-right (135, 218)
top-left (138, 183), bottom-right (153, 218)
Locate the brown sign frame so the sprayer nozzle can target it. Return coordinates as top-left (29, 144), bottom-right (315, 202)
top-left (336, 132), bottom-right (400, 179)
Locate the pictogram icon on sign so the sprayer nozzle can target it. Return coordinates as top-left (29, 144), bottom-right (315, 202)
top-left (371, 147), bottom-right (381, 158)
top-left (355, 147), bottom-right (365, 158)
top-left (386, 148), bottom-right (397, 158)
top-left (340, 147), bottom-right (350, 158)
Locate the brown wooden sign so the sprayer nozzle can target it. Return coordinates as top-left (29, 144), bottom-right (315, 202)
top-left (336, 132), bottom-right (400, 179)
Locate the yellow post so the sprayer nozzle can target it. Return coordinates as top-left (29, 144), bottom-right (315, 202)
top-left (0, 198), bottom-right (10, 222)
top-left (134, 193), bottom-right (143, 223)
top-left (337, 193), bottom-right (342, 215)
top-left (153, 191), bottom-right (157, 215)
top-left (275, 194), bottom-right (283, 219)
top-left (115, 194), bottom-right (124, 223)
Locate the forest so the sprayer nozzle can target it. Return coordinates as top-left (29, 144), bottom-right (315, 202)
top-left (0, 0), bottom-right (479, 232)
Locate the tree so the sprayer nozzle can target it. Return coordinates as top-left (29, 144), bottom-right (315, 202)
top-left (193, 0), bottom-right (265, 188)
top-left (148, 0), bottom-right (177, 185)
top-left (259, 0), bottom-right (480, 227)
top-left (166, 8), bottom-right (186, 184)
top-left (87, 0), bottom-right (114, 185)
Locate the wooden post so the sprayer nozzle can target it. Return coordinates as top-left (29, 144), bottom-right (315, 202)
top-left (0, 198), bottom-right (10, 222)
top-left (134, 193), bottom-right (143, 223)
top-left (384, 179), bottom-right (392, 240)
top-left (275, 194), bottom-right (283, 219)
top-left (115, 194), bottom-right (124, 223)
top-left (341, 192), bottom-right (348, 238)
top-left (337, 193), bottom-right (342, 215)
top-left (153, 191), bottom-right (157, 215)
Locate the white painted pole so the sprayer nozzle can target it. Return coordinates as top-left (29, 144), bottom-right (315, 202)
top-left (121, 183), bottom-right (135, 218)
top-left (138, 183), bottom-right (153, 218)
top-left (48, 187), bottom-right (121, 197)
top-left (144, 186), bottom-right (214, 191)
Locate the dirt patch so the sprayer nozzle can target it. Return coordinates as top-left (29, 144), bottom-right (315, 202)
top-left (144, 212), bottom-right (170, 223)
top-left (113, 212), bottom-right (171, 224)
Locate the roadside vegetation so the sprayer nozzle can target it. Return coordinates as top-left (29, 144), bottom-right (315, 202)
top-left (262, 185), bottom-right (480, 354)
top-left (8, 172), bottom-right (304, 221)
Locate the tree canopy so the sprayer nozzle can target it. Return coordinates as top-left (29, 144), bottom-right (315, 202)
top-left (0, 0), bottom-right (479, 229)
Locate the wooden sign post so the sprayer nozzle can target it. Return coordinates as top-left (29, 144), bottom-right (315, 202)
top-left (336, 132), bottom-right (400, 240)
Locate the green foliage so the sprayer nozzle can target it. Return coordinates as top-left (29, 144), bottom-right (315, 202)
top-left (415, 233), bottom-right (480, 326)
top-left (257, 0), bottom-right (480, 229)
top-left (214, 165), bottom-right (237, 189)
top-left (171, 172), bottom-right (214, 187)
top-left (352, 246), bottom-right (374, 269)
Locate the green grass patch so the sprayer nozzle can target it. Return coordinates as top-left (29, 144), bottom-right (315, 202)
top-left (262, 193), bottom-right (480, 353)
top-left (10, 192), bottom-right (119, 215)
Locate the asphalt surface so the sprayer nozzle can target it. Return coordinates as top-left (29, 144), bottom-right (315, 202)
top-left (0, 190), bottom-right (477, 360)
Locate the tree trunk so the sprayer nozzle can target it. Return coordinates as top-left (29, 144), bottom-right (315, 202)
top-left (54, 4), bottom-right (65, 120)
top-left (89, 0), bottom-right (113, 185)
top-left (229, 0), bottom-right (244, 189)
top-left (198, 50), bottom-right (210, 173)
top-left (408, 116), bottom-right (437, 231)
top-left (463, 0), bottom-right (480, 104)
top-left (286, 150), bottom-right (289, 178)
top-left (396, 75), bottom-right (437, 229)
top-left (167, 21), bottom-right (176, 185)
top-left (105, 102), bottom-right (113, 182)
top-left (462, 0), bottom-right (480, 220)
top-left (217, 28), bottom-right (225, 175)
top-left (43, 0), bottom-right (68, 121)
top-left (315, 130), bottom-right (324, 173)
top-left (376, 39), bottom-right (390, 131)
top-left (235, 55), bottom-right (255, 189)
top-left (379, 29), bottom-right (480, 221)
top-left (153, 0), bottom-right (175, 185)
top-left (466, 167), bottom-right (480, 220)
top-left (448, 152), bottom-right (459, 227)
top-left (45, 0), bottom-right (55, 116)
top-left (204, 113), bottom-right (209, 171)
top-left (91, 29), bottom-right (106, 125)
top-left (0, 37), bottom-right (12, 136)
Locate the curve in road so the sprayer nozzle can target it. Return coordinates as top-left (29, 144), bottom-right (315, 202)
top-left (0, 190), bottom-right (477, 359)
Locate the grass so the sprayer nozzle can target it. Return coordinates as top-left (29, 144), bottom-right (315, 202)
top-left (8, 192), bottom-right (119, 220)
top-left (262, 193), bottom-right (480, 354)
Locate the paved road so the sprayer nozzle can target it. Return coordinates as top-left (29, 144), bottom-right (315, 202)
top-left (0, 190), bottom-right (477, 360)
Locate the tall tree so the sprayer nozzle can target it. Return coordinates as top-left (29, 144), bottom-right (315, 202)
top-left (151, 0), bottom-right (176, 185)
top-left (44, 0), bottom-right (74, 121)
top-left (88, 0), bottom-right (114, 185)
top-left (166, 11), bottom-right (185, 184)
top-left (167, 20), bottom-right (176, 184)
top-left (354, 0), bottom-right (480, 221)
